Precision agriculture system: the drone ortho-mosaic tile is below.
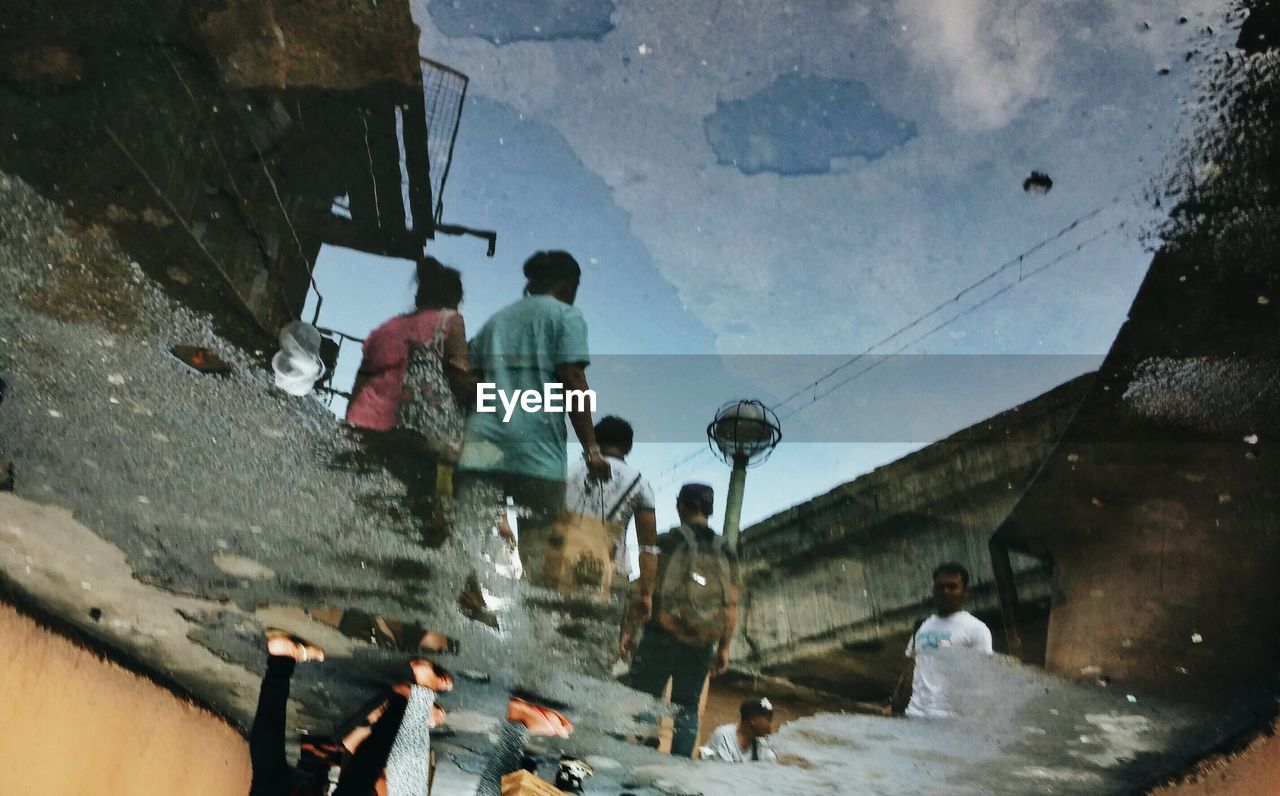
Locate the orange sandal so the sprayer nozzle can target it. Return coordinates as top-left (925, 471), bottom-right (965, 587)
top-left (265, 629), bottom-right (325, 663)
top-left (507, 696), bottom-right (573, 738)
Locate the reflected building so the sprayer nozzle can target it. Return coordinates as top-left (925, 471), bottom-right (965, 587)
top-left (0, 0), bottom-right (491, 353)
top-left (2, 0), bottom-right (1279, 792)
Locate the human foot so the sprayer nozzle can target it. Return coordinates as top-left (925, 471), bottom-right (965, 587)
top-left (409, 659), bottom-right (453, 692)
top-left (265, 629), bottom-right (325, 663)
top-left (507, 697), bottom-right (573, 738)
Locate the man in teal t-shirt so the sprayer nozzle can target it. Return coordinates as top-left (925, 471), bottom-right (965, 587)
top-left (460, 292), bottom-right (591, 480)
top-left (456, 251), bottom-right (612, 581)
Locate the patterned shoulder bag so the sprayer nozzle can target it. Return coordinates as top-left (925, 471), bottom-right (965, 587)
top-left (395, 311), bottom-right (464, 458)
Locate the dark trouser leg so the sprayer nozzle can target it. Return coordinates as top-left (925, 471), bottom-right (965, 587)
top-left (627, 630), bottom-right (673, 700)
top-left (627, 629), bottom-right (712, 755)
top-left (507, 474), bottom-right (565, 529)
top-left (667, 644), bottom-right (713, 758)
top-left (341, 428), bottom-right (447, 547)
top-left (369, 429), bottom-right (447, 547)
top-left (474, 720), bottom-right (528, 796)
top-left (333, 694), bottom-right (409, 796)
top-left (452, 471), bottom-right (507, 622)
top-left (508, 475), bottom-right (567, 587)
top-left (248, 656), bottom-right (295, 796)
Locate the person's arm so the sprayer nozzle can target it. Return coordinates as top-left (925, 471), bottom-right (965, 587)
top-left (346, 328), bottom-right (383, 414)
top-left (631, 507), bottom-right (658, 618)
top-left (713, 549), bottom-right (742, 675)
top-left (350, 371), bottom-right (371, 404)
top-left (701, 725), bottom-right (738, 762)
top-left (698, 733), bottom-right (727, 762)
top-left (347, 342), bottom-right (375, 412)
top-left (888, 658), bottom-right (914, 715)
top-left (554, 361), bottom-right (610, 481)
top-left (620, 530), bottom-right (667, 659)
top-left (888, 627), bottom-right (920, 715)
top-left (468, 325), bottom-right (486, 384)
top-left (442, 313), bottom-right (477, 412)
top-left (974, 622), bottom-right (995, 654)
top-left (554, 309), bottom-right (609, 481)
top-left (714, 584), bottom-right (739, 676)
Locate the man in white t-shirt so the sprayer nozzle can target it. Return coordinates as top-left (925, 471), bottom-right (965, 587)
top-left (699, 698), bottom-right (778, 763)
top-left (564, 416), bottom-right (658, 613)
top-left (891, 562), bottom-right (994, 718)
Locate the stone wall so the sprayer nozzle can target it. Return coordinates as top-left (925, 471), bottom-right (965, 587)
top-left (993, 252), bottom-right (1280, 705)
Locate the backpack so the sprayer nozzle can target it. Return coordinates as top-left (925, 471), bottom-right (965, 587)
top-left (395, 311), bottom-right (464, 459)
top-left (655, 524), bottom-right (734, 646)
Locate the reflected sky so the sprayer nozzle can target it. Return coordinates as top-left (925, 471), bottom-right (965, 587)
top-left (306, 0), bottom-right (1231, 532)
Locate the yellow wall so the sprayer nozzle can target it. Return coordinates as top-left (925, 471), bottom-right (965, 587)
top-left (0, 602), bottom-right (250, 795)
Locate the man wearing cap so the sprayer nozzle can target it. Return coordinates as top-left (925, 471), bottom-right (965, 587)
top-left (624, 483), bottom-right (741, 758)
top-left (698, 698), bottom-right (778, 763)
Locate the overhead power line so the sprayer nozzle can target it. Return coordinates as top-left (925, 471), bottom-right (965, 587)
top-left (777, 221), bottom-right (1124, 421)
top-left (649, 204), bottom-right (1124, 486)
top-left (769, 204), bottom-right (1111, 415)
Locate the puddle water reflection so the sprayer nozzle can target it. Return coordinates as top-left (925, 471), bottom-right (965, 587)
top-left (1, 0), bottom-right (1277, 792)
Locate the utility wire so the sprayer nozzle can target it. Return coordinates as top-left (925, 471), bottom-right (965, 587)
top-left (648, 208), bottom-right (1124, 486)
top-left (769, 204), bottom-right (1109, 415)
top-left (650, 446), bottom-right (713, 488)
top-left (779, 221), bottom-right (1124, 420)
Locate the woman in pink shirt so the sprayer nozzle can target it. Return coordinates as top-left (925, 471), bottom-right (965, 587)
top-left (346, 257), bottom-right (474, 458)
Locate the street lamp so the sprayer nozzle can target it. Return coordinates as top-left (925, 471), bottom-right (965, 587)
top-left (707, 400), bottom-right (782, 549)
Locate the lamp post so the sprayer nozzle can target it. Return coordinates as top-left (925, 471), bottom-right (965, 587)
top-left (707, 400), bottom-right (782, 549)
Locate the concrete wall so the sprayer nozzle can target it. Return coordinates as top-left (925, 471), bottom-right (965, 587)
top-left (737, 375), bottom-right (1089, 673)
top-left (0, 601), bottom-right (250, 795)
top-left (1029, 452), bottom-right (1280, 693)
top-left (994, 260), bottom-right (1280, 701)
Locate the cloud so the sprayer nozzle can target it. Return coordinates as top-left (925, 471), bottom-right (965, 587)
top-left (704, 74), bottom-right (917, 176)
top-left (428, 0), bottom-right (615, 44)
top-left (895, 0), bottom-right (1056, 130)
top-left (416, 0), bottom-right (1183, 359)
